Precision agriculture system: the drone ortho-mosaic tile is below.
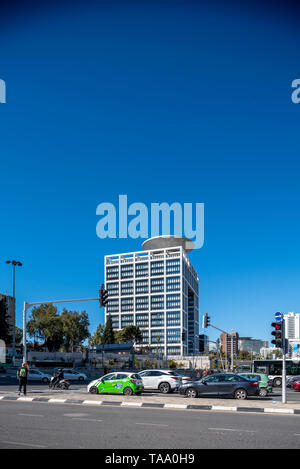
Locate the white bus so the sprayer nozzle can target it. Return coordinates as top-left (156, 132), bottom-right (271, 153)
top-left (253, 359), bottom-right (300, 387)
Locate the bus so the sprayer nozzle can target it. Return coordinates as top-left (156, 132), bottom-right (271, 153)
top-left (253, 359), bottom-right (300, 387)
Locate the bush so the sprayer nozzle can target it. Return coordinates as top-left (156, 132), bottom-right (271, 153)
top-left (168, 360), bottom-right (178, 369)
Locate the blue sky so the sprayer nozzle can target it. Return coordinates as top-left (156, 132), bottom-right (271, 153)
top-left (0, 1), bottom-right (300, 344)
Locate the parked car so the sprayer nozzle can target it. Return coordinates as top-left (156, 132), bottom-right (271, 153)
top-left (238, 372), bottom-right (272, 397)
top-left (166, 370), bottom-right (192, 384)
top-left (88, 372), bottom-right (143, 395)
top-left (139, 369), bottom-right (182, 393)
top-left (54, 368), bottom-right (87, 381)
top-left (179, 373), bottom-right (259, 400)
top-left (292, 380), bottom-right (300, 391)
top-left (287, 375), bottom-right (300, 388)
top-left (27, 369), bottom-right (51, 383)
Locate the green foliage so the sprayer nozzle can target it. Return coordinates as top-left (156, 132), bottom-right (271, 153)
top-left (27, 303), bottom-right (90, 352)
top-left (89, 324), bottom-right (105, 346)
top-left (115, 325), bottom-right (142, 344)
top-left (102, 315), bottom-right (115, 344)
top-left (168, 359), bottom-right (178, 369)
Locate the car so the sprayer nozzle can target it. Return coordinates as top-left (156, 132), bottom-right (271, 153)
top-left (54, 368), bottom-right (87, 381)
top-left (27, 369), bottom-right (51, 383)
top-left (287, 375), bottom-right (300, 388)
top-left (179, 373), bottom-right (259, 400)
top-left (168, 370), bottom-right (192, 384)
top-left (139, 369), bottom-right (182, 393)
top-left (88, 372), bottom-right (143, 396)
top-left (292, 380), bottom-right (300, 391)
top-left (238, 372), bottom-right (272, 397)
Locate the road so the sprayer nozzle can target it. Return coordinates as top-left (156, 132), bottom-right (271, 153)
top-left (1, 399), bottom-right (300, 449)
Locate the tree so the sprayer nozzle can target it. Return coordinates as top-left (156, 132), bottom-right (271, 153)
top-left (27, 304), bottom-right (64, 352)
top-left (115, 325), bottom-right (142, 344)
top-left (89, 324), bottom-right (105, 347)
top-left (102, 315), bottom-right (115, 344)
top-left (60, 309), bottom-right (90, 352)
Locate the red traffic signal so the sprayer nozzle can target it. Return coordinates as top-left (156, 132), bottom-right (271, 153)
top-left (271, 321), bottom-right (283, 348)
top-left (99, 284), bottom-right (109, 308)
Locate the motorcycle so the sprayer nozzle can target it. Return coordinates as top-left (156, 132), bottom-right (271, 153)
top-left (49, 377), bottom-right (70, 390)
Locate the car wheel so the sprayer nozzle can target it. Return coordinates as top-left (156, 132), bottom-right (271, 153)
top-left (123, 387), bottom-right (134, 396)
top-left (185, 387), bottom-right (198, 398)
top-left (78, 376), bottom-right (84, 381)
top-left (273, 378), bottom-right (282, 387)
top-left (89, 386), bottom-right (98, 394)
top-left (158, 382), bottom-right (171, 394)
top-left (42, 378), bottom-right (48, 383)
top-left (234, 388), bottom-right (247, 400)
top-left (259, 388), bottom-right (268, 397)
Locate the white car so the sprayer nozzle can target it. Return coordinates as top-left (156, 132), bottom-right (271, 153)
top-left (60, 369), bottom-right (87, 381)
top-left (27, 369), bottom-right (51, 383)
top-left (139, 369), bottom-right (182, 393)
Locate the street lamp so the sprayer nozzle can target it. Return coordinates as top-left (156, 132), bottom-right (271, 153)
top-left (6, 260), bottom-right (22, 365)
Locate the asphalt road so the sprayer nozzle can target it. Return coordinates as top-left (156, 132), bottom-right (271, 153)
top-left (1, 399), bottom-right (300, 449)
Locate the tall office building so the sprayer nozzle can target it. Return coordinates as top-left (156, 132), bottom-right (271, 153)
top-left (283, 312), bottom-right (300, 339)
top-left (104, 236), bottom-right (199, 356)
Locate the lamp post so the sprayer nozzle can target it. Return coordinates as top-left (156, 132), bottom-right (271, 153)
top-left (6, 260), bottom-right (22, 365)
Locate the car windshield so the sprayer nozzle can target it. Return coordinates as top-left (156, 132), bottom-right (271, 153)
top-left (131, 374), bottom-right (142, 379)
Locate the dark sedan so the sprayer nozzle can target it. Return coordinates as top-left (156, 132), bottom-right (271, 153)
top-left (179, 373), bottom-right (259, 400)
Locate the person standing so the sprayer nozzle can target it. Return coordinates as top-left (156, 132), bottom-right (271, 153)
top-left (17, 363), bottom-right (28, 396)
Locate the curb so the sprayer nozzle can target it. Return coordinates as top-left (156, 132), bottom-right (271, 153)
top-left (1, 395), bottom-right (300, 415)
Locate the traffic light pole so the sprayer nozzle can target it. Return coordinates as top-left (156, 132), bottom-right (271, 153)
top-left (282, 320), bottom-right (287, 404)
top-left (203, 320), bottom-right (235, 372)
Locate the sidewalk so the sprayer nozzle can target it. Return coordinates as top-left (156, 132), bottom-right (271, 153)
top-left (1, 389), bottom-right (300, 415)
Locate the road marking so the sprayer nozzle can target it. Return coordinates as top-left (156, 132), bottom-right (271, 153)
top-left (18, 413), bottom-right (44, 417)
top-left (82, 400), bottom-right (103, 405)
top-left (48, 398), bottom-right (67, 403)
top-left (211, 406), bottom-right (237, 411)
top-left (71, 418), bottom-right (103, 422)
top-left (121, 402), bottom-right (143, 407)
top-left (17, 397), bottom-right (34, 402)
top-left (135, 422), bottom-right (169, 427)
top-left (164, 404), bottom-right (187, 409)
top-left (209, 428), bottom-right (256, 433)
top-left (3, 440), bottom-right (47, 448)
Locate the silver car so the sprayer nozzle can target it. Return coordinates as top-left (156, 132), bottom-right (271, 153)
top-left (139, 369), bottom-right (182, 393)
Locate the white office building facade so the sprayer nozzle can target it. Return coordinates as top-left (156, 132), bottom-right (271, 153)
top-left (104, 239), bottom-right (199, 356)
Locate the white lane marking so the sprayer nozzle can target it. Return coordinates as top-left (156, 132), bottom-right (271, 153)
top-left (3, 440), bottom-right (47, 448)
top-left (209, 428), bottom-right (256, 433)
top-left (135, 422), bottom-right (169, 427)
top-left (18, 413), bottom-right (44, 417)
top-left (71, 418), bottom-right (103, 422)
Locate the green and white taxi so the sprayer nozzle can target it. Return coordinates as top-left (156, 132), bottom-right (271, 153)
top-left (87, 372), bottom-right (144, 395)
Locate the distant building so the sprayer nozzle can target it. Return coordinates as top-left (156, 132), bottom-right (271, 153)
top-left (199, 334), bottom-right (209, 354)
top-left (0, 293), bottom-right (15, 345)
top-left (238, 337), bottom-right (268, 355)
top-left (283, 312), bottom-right (300, 340)
top-left (220, 332), bottom-right (239, 356)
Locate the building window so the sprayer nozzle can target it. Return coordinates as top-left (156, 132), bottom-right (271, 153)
top-left (121, 297), bottom-right (134, 312)
top-left (121, 281), bottom-right (133, 296)
top-left (106, 299), bottom-right (119, 314)
top-left (111, 315), bottom-right (120, 329)
top-left (106, 282), bottom-right (119, 297)
top-left (151, 312), bottom-right (164, 327)
top-left (121, 264), bottom-right (133, 279)
top-left (167, 328), bottom-right (181, 343)
top-left (151, 295), bottom-right (164, 310)
top-left (135, 279), bottom-right (149, 294)
top-left (166, 294), bottom-right (180, 309)
top-left (135, 262), bottom-right (149, 277)
top-left (151, 278), bottom-right (164, 293)
top-left (106, 266), bottom-right (119, 280)
top-left (150, 261), bottom-right (164, 276)
top-left (151, 329), bottom-right (164, 345)
top-left (136, 314), bottom-right (149, 327)
top-left (135, 296), bottom-right (149, 311)
top-left (166, 259), bottom-right (180, 275)
top-left (166, 310), bottom-right (180, 326)
top-left (166, 276), bottom-right (180, 291)
top-left (121, 314), bottom-right (134, 328)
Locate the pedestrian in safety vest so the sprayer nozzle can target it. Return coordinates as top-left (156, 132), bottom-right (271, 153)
top-left (17, 363), bottom-right (28, 396)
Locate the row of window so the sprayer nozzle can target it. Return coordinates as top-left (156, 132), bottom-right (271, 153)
top-left (106, 260), bottom-right (181, 280)
top-left (106, 294), bottom-right (181, 313)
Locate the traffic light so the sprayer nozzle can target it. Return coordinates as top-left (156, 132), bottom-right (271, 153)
top-left (99, 284), bottom-right (109, 308)
top-left (202, 313), bottom-right (210, 328)
top-left (271, 321), bottom-right (283, 348)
